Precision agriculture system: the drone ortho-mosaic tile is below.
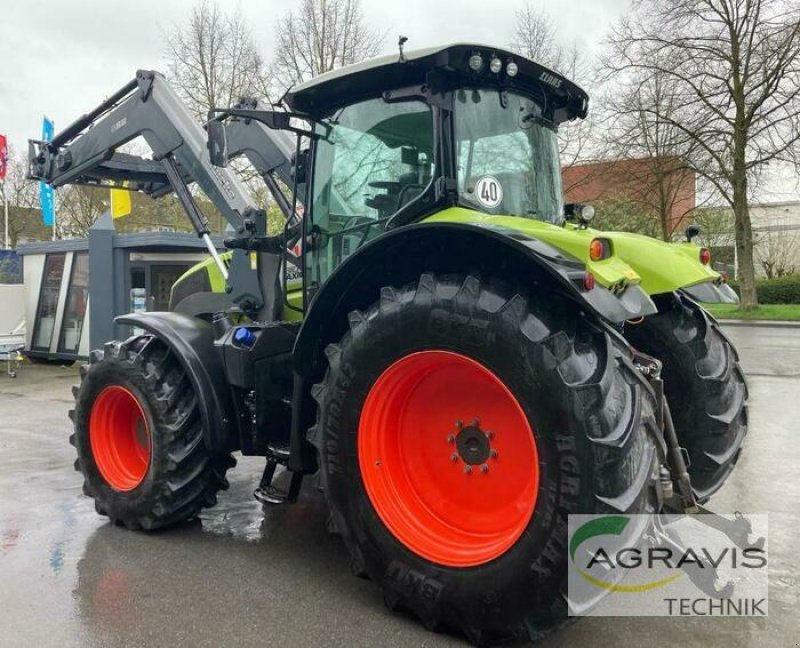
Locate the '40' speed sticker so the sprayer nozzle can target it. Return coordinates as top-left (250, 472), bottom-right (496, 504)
top-left (474, 175), bottom-right (503, 209)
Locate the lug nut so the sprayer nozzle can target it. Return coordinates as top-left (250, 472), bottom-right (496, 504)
top-left (447, 434), bottom-right (456, 444)
top-left (472, 418), bottom-right (480, 426)
top-left (485, 430), bottom-right (494, 440)
top-left (490, 449), bottom-right (498, 459)
top-left (480, 464), bottom-right (489, 473)
top-left (455, 420), bottom-right (464, 429)
top-left (464, 465), bottom-right (472, 474)
top-left (451, 453), bottom-right (459, 462)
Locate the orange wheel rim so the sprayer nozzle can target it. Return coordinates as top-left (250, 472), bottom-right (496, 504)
top-left (358, 351), bottom-right (539, 567)
top-left (89, 385), bottom-right (151, 491)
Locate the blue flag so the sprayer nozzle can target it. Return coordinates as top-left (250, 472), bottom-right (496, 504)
top-left (40, 116), bottom-right (55, 227)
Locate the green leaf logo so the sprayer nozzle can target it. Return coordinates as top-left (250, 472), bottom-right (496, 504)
top-left (570, 516), bottom-right (681, 593)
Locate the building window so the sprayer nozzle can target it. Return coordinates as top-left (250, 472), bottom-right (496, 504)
top-left (32, 253), bottom-right (66, 351)
top-left (58, 253), bottom-right (89, 354)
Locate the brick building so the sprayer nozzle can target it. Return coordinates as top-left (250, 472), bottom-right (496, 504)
top-left (562, 157), bottom-right (696, 238)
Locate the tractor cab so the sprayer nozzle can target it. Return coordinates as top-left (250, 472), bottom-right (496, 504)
top-left (280, 43), bottom-right (589, 288)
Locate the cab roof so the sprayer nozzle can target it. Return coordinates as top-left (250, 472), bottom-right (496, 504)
top-left (283, 43), bottom-right (589, 124)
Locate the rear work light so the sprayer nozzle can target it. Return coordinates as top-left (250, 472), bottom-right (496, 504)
top-left (589, 238), bottom-right (612, 261)
top-left (700, 248), bottom-right (711, 265)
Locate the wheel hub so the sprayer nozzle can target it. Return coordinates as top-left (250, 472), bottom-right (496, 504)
top-left (455, 422), bottom-right (491, 466)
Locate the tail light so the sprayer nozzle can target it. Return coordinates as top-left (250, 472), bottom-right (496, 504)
top-left (589, 238), bottom-right (612, 261)
top-left (583, 272), bottom-right (596, 291)
top-left (700, 248), bottom-right (711, 265)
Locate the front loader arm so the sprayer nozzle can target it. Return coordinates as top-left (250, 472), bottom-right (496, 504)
top-left (224, 115), bottom-right (298, 220)
top-left (29, 70), bottom-right (258, 230)
top-left (27, 70), bottom-right (288, 319)
top-left (224, 105), bottom-right (295, 186)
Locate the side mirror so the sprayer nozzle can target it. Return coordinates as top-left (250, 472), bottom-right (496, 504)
top-left (685, 224), bottom-right (701, 242)
top-left (207, 120), bottom-right (228, 168)
top-left (291, 149), bottom-right (309, 184)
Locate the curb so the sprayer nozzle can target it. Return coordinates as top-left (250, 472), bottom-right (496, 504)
top-left (718, 319), bottom-right (800, 329)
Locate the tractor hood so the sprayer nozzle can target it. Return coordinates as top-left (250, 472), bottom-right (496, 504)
top-left (425, 208), bottom-right (737, 302)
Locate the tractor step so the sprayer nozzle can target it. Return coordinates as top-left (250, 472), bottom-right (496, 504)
top-left (266, 440), bottom-right (291, 462)
top-left (253, 450), bottom-right (303, 505)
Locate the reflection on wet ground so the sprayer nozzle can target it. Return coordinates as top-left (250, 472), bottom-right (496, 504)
top-left (1, 326), bottom-right (799, 647)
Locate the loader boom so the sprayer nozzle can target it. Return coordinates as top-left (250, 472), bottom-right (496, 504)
top-left (30, 70), bottom-right (260, 230)
top-left (216, 102), bottom-right (303, 221)
top-left (28, 70), bottom-right (298, 319)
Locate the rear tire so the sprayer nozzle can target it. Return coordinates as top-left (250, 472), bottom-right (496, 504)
top-left (624, 293), bottom-right (747, 501)
top-left (69, 335), bottom-right (235, 530)
top-left (311, 274), bottom-right (660, 644)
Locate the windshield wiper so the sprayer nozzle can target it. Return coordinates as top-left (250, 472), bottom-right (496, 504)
top-left (520, 113), bottom-right (557, 131)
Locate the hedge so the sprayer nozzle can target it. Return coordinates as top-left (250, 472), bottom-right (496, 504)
top-left (727, 274), bottom-right (800, 304)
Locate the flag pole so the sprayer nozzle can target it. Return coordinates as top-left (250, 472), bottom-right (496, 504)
top-left (0, 133), bottom-right (7, 248)
top-left (41, 116), bottom-right (57, 240)
top-left (2, 181), bottom-right (8, 249)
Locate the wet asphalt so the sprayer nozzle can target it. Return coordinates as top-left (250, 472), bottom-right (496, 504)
top-left (1, 324), bottom-right (798, 647)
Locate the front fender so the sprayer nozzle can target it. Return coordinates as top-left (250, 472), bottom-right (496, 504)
top-left (293, 222), bottom-right (656, 378)
top-left (116, 312), bottom-right (236, 452)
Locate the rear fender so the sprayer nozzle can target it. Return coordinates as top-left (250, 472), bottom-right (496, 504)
top-left (116, 312), bottom-right (237, 452)
top-left (681, 280), bottom-right (739, 304)
top-left (293, 222), bottom-right (656, 379)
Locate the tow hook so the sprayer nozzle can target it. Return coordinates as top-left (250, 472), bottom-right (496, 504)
top-left (647, 517), bottom-right (735, 598)
top-left (691, 507), bottom-right (766, 551)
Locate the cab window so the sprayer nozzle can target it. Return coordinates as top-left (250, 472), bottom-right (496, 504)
top-left (308, 98), bottom-right (434, 287)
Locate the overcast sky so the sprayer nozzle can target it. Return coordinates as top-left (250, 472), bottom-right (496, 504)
top-left (2, 0), bottom-right (796, 201)
top-left (0, 0), bottom-right (629, 153)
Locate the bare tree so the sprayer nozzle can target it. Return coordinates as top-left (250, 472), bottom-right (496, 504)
top-left (604, 0), bottom-right (800, 309)
top-left (693, 207), bottom-right (736, 251)
top-left (164, 0), bottom-right (272, 120)
top-left (162, 1), bottom-right (281, 219)
top-left (754, 215), bottom-right (800, 277)
top-left (510, 3), bottom-right (558, 63)
top-left (592, 195), bottom-right (664, 238)
top-left (510, 2), bottom-right (593, 166)
top-left (2, 148), bottom-right (49, 247)
top-left (57, 185), bottom-right (107, 239)
top-left (272, 0), bottom-right (384, 91)
top-left (600, 69), bottom-right (702, 240)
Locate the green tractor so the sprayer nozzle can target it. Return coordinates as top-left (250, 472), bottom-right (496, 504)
top-left (30, 44), bottom-right (746, 643)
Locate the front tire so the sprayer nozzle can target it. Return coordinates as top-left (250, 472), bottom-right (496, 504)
top-left (70, 335), bottom-right (235, 530)
top-left (312, 274), bottom-right (659, 643)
